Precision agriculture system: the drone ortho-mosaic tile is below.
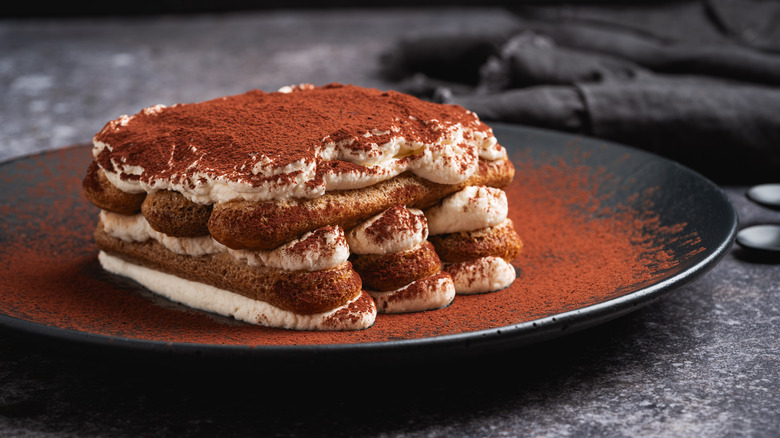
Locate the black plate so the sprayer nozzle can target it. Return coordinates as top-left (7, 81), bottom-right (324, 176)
top-left (0, 124), bottom-right (737, 363)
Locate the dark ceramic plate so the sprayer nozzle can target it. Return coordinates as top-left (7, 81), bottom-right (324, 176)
top-left (0, 124), bottom-right (736, 363)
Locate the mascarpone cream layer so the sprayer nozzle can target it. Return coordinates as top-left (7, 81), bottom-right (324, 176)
top-left (98, 251), bottom-right (376, 330)
top-left (367, 274), bottom-right (455, 314)
top-left (425, 186), bottom-right (508, 235)
top-left (346, 205), bottom-right (427, 255)
top-left (99, 210), bottom-right (349, 272)
top-left (444, 256), bottom-right (516, 294)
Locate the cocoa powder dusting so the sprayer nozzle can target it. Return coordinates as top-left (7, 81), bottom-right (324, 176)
top-left (0, 145), bottom-right (703, 346)
top-left (283, 225), bottom-right (342, 261)
top-left (94, 84), bottom-right (489, 190)
top-left (383, 273), bottom-right (449, 305)
top-left (364, 204), bottom-right (424, 245)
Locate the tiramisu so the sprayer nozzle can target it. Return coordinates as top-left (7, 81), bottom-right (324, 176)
top-left (83, 83), bottom-right (520, 330)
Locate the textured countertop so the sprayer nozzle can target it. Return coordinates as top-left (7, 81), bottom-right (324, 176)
top-left (1, 8), bottom-right (778, 437)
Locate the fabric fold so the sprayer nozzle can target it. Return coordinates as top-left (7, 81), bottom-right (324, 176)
top-left (382, 1), bottom-right (780, 182)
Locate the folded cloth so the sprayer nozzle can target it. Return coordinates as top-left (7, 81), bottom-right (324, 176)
top-left (476, 32), bottom-right (653, 92)
top-left (381, 0), bottom-right (780, 183)
top-left (380, 25), bottom-right (520, 85)
top-left (502, 21), bottom-right (780, 87)
top-left (512, 0), bottom-right (780, 52)
top-left (438, 79), bottom-right (780, 181)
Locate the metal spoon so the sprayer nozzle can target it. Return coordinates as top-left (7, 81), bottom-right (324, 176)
top-left (736, 184), bottom-right (780, 255)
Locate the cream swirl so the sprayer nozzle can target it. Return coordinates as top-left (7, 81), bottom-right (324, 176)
top-left (425, 186), bottom-right (508, 235)
top-left (346, 205), bottom-right (428, 255)
top-left (444, 256), bottom-right (516, 294)
top-left (368, 273), bottom-right (455, 313)
top-left (229, 226), bottom-right (349, 271)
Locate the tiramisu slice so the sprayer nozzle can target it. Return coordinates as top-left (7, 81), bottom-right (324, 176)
top-left (83, 83), bottom-right (518, 330)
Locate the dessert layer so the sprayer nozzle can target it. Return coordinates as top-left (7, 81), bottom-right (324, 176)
top-left (100, 211), bottom-right (350, 272)
top-left (98, 251), bottom-right (376, 331)
top-left (92, 84), bottom-right (505, 204)
top-left (94, 224), bottom-right (362, 315)
top-left (208, 155), bottom-right (514, 250)
top-left (101, 210), bottom-right (221, 257)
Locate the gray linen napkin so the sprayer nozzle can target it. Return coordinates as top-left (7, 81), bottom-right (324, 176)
top-left (381, 0), bottom-right (780, 182)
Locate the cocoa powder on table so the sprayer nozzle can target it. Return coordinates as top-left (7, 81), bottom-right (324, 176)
top-left (0, 144), bottom-right (702, 346)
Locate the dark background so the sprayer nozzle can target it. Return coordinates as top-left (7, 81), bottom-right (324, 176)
top-left (5, 0), bottom-right (654, 18)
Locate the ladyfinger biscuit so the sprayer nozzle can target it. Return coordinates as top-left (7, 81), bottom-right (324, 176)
top-left (350, 241), bottom-right (442, 291)
top-left (141, 190), bottom-right (212, 237)
top-left (82, 161), bottom-right (145, 215)
top-left (429, 219), bottom-right (523, 263)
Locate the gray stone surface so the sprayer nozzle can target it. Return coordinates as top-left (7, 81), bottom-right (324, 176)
top-left (1, 8), bottom-right (778, 437)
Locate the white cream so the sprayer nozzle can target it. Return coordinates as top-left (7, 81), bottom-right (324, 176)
top-left (477, 135), bottom-right (505, 160)
top-left (228, 226), bottom-right (349, 272)
top-left (100, 210), bottom-right (223, 256)
top-left (346, 206), bottom-right (427, 255)
top-left (425, 186), bottom-right (508, 235)
top-left (444, 256), bottom-right (516, 294)
top-left (367, 274), bottom-right (455, 314)
top-left (100, 211), bottom-right (349, 272)
top-left (97, 149), bottom-right (323, 204)
top-left (98, 251), bottom-right (376, 331)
